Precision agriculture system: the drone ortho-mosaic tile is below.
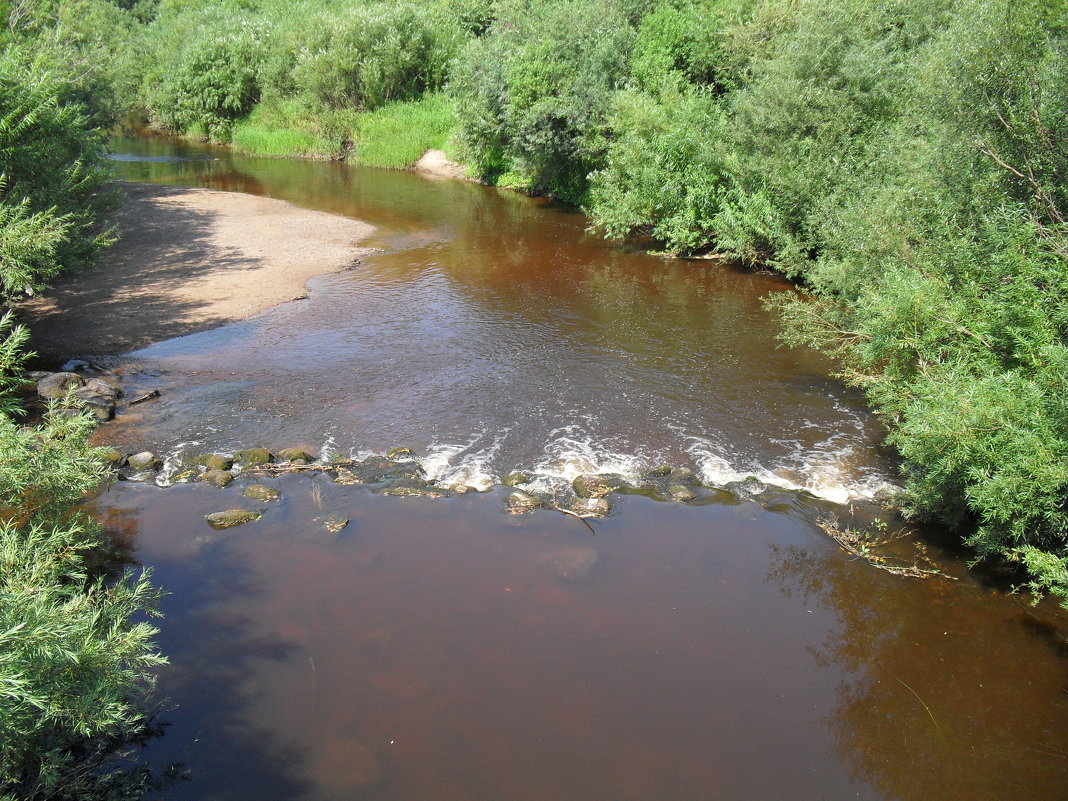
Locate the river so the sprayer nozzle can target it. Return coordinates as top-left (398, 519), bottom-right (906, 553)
top-left (91, 135), bottom-right (1068, 800)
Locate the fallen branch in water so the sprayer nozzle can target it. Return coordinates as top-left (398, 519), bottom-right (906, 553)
top-left (128, 389), bottom-right (160, 405)
top-left (817, 517), bottom-right (956, 580)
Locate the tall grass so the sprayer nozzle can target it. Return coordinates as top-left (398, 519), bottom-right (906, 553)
top-left (348, 92), bottom-right (457, 168)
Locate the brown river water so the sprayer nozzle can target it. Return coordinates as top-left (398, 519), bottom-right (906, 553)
top-left (90, 136), bottom-right (1067, 800)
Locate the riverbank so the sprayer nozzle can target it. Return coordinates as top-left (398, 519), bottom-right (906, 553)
top-left (19, 181), bottom-right (376, 360)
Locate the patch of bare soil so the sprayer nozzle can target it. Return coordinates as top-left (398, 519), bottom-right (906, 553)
top-left (19, 181), bottom-right (376, 360)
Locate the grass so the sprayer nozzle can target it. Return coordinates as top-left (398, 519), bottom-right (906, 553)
top-left (347, 91), bottom-right (457, 168)
top-left (230, 97), bottom-right (344, 159)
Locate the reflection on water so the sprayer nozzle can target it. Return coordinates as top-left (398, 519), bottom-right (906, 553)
top-left (90, 135), bottom-right (1068, 800)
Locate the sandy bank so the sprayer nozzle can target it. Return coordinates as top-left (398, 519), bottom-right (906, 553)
top-left (19, 181), bottom-right (376, 359)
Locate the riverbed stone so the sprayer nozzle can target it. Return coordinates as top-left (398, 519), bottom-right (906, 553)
top-left (352, 456), bottom-right (425, 484)
top-left (205, 509), bottom-right (260, 529)
top-left (201, 469), bottom-right (233, 488)
top-left (100, 448), bottom-right (126, 468)
top-left (37, 372), bottom-right (84, 400)
top-left (199, 453), bottom-right (234, 471)
top-left (504, 471), bottom-right (532, 487)
top-left (506, 490), bottom-right (542, 513)
top-left (127, 451), bottom-right (161, 472)
top-left (668, 484), bottom-right (698, 502)
top-left (82, 377), bottom-right (122, 398)
top-left (572, 473), bottom-right (625, 499)
top-left (243, 484), bottom-right (281, 502)
top-left (72, 386), bottom-right (116, 421)
top-left (668, 467), bottom-right (699, 485)
top-left (234, 447), bottom-right (273, 465)
top-left (278, 447), bottom-right (313, 464)
top-left (379, 478), bottom-right (449, 498)
top-left (386, 446), bottom-right (416, 460)
top-left (333, 468), bottom-right (362, 485)
top-left (320, 514), bottom-right (349, 533)
top-left (570, 496), bottom-right (611, 516)
top-left (644, 463), bottom-right (673, 479)
top-left (540, 545), bottom-right (599, 581)
top-left (170, 469), bottom-right (200, 483)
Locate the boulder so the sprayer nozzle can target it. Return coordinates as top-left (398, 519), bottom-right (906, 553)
top-left (379, 478), bottom-right (450, 498)
top-left (643, 464), bottom-right (673, 479)
top-left (234, 447), bottom-right (273, 466)
top-left (37, 372), bottom-right (84, 400)
top-left (386, 446), bottom-right (416, 460)
top-left (243, 484), bottom-right (281, 502)
top-left (201, 469), bottom-right (233, 488)
top-left (205, 509), bottom-right (260, 529)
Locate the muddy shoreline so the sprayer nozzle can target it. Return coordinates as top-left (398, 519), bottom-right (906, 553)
top-left (18, 181), bottom-right (376, 361)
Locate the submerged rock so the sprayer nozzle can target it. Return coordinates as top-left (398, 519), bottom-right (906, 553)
top-left (668, 484), bottom-right (697, 502)
top-left (201, 469), bottom-right (233, 489)
top-left (243, 484), bottom-right (281, 502)
top-left (503, 471), bottom-right (532, 487)
top-left (234, 447), bottom-right (273, 466)
top-left (319, 514), bottom-right (349, 533)
top-left (506, 490), bottom-right (542, 513)
top-left (205, 509), bottom-right (260, 529)
top-left (350, 456), bottom-right (425, 485)
top-left (379, 478), bottom-right (450, 499)
top-left (127, 451), bottom-right (161, 472)
top-left (572, 473), bottom-right (626, 499)
top-left (170, 469), bottom-right (200, 484)
top-left (540, 545), bottom-right (599, 581)
top-left (333, 468), bottom-right (362, 485)
top-left (571, 497), bottom-right (611, 516)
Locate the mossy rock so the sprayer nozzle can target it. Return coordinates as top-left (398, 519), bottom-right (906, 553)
top-left (170, 469), bottom-right (200, 484)
top-left (506, 490), bottom-right (542, 513)
top-left (643, 464), bottom-right (673, 479)
top-left (386, 446), bottom-right (417, 460)
top-left (198, 453), bottom-right (234, 471)
top-left (201, 469), bottom-right (233, 488)
top-left (668, 484), bottom-right (697, 503)
top-left (571, 497), bottom-right (611, 516)
top-left (243, 484), bottom-right (281, 502)
top-left (572, 474), bottom-right (625, 499)
top-left (379, 479), bottom-right (450, 498)
top-left (205, 509), bottom-right (260, 529)
top-left (668, 467), bottom-right (699, 485)
top-left (234, 447), bottom-right (273, 466)
top-left (333, 468), bottom-right (363, 485)
top-left (100, 448), bottom-right (126, 468)
top-left (278, 447), bottom-right (313, 464)
top-left (127, 451), bottom-right (161, 472)
top-left (503, 471), bottom-right (532, 487)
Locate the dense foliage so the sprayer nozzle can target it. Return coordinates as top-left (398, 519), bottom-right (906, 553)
top-left (0, 40), bottom-right (166, 800)
top-left (11, 0), bottom-right (1068, 604)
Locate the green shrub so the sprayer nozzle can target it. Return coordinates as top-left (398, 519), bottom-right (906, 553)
top-left (291, 3), bottom-right (458, 112)
top-left (449, 0), bottom-right (636, 200)
top-left (0, 44), bottom-right (115, 299)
